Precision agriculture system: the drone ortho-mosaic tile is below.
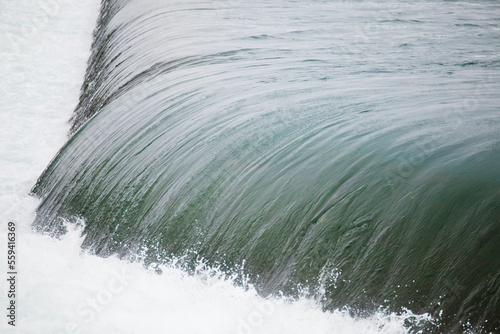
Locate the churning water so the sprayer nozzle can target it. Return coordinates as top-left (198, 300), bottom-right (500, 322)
top-left (2, 0), bottom-right (500, 333)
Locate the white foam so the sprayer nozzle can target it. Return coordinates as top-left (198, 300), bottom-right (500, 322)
top-left (0, 1), bottom-right (430, 333)
top-left (4, 223), bottom-right (430, 334)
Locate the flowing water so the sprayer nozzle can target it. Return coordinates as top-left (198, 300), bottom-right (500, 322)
top-left (2, 0), bottom-right (500, 333)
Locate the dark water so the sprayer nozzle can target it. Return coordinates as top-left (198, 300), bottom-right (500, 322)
top-left (32, 1), bottom-right (500, 332)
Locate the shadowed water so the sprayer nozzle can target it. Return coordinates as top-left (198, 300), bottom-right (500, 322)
top-left (32, 1), bottom-right (500, 332)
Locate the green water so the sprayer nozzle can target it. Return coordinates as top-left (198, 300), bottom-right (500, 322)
top-left (32, 1), bottom-right (500, 332)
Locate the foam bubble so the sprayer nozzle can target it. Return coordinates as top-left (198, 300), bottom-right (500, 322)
top-left (6, 222), bottom-right (429, 334)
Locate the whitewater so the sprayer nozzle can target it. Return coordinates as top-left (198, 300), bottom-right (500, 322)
top-left (0, 1), bottom-right (429, 333)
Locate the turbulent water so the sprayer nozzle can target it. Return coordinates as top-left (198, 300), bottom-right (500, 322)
top-left (16, 0), bottom-right (500, 333)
